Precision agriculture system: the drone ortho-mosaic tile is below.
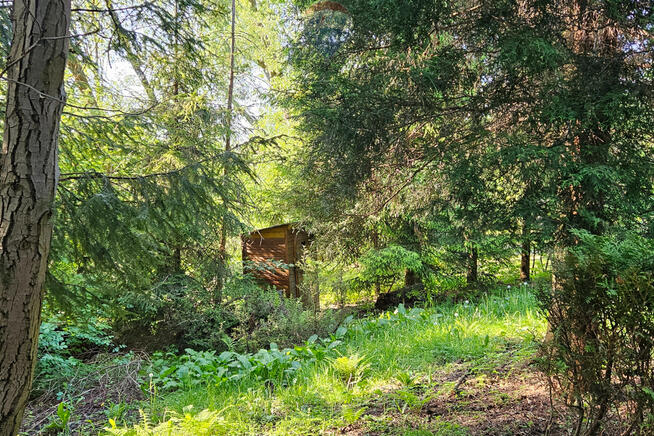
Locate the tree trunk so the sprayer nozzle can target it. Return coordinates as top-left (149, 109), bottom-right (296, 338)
top-left (520, 237), bottom-right (530, 282)
top-left (466, 245), bottom-right (478, 285)
top-left (404, 269), bottom-right (418, 287)
top-left (0, 1), bottom-right (71, 434)
top-left (371, 230), bottom-right (381, 294)
top-left (217, 0), bottom-right (236, 297)
top-left (224, 0), bottom-right (236, 157)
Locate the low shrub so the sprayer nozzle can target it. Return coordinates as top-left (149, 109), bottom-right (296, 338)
top-left (114, 271), bottom-right (342, 354)
top-left (539, 231), bottom-right (654, 435)
top-left (35, 315), bottom-right (115, 393)
top-left (232, 293), bottom-right (343, 352)
top-left (114, 274), bottom-right (245, 352)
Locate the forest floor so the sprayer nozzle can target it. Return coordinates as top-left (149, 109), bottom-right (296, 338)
top-left (24, 286), bottom-right (584, 435)
top-left (335, 360), bottom-right (570, 435)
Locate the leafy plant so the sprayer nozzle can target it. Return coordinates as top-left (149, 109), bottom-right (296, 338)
top-left (390, 389), bottom-right (426, 414)
top-left (35, 315), bottom-right (116, 392)
top-left (106, 408), bottom-right (230, 436)
top-left (148, 330), bottom-right (348, 394)
top-left (44, 402), bottom-right (72, 434)
top-left (341, 406), bottom-right (367, 425)
top-left (105, 401), bottom-right (128, 424)
top-left (330, 354), bottom-right (369, 387)
top-left (396, 371), bottom-right (417, 387)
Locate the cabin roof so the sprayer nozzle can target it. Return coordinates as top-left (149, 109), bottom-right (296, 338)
top-left (247, 222), bottom-right (300, 235)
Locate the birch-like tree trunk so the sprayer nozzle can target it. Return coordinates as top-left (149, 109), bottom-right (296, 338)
top-left (0, 1), bottom-right (71, 433)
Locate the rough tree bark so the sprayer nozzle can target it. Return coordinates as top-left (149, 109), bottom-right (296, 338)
top-left (0, 1), bottom-right (71, 434)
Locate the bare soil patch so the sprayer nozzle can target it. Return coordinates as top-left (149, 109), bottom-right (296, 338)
top-left (20, 354), bottom-right (146, 435)
top-left (336, 362), bottom-right (578, 435)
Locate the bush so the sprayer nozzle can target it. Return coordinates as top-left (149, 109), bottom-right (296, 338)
top-left (114, 274), bottom-right (241, 352)
top-left (113, 264), bottom-right (346, 356)
top-left (35, 315), bottom-right (115, 392)
top-left (539, 231), bottom-right (654, 435)
top-left (231, 289), bottom-right (342, 352)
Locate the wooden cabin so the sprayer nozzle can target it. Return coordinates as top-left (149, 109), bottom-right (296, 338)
top-left (241, 223), bottom-right (312, 302)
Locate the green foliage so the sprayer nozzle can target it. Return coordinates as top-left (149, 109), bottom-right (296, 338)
top-left (148, 328), bottom-right (348, 393)
top-left (283, 6), bottom-right (653, 435)
top-left (43, 0), bottom-right (293, 348)
top-left (329, 354), bottom-right (369, 387)
top-left (106, 408), bottom-right (228, 436)
top-left (539, 231), bottom-right (654, 434)
top-left (44, 402), bottom-right (73, 434)
top-left (35, 315), bottom-right (116, 392)
top-left (353, 245), bottom-right (424, 291)
top-left (105, 285), bottom-right (544, 435)
top-left (111, 267), bottom-right (339, 353)
top-left (284, 0), bottom-right (653, 279)
top-left (12, 1), bottom-right (651, 434)
top-left (114, 273), bottom-right (256, 352)
top-left (231, 294), bottom-right (342, 352)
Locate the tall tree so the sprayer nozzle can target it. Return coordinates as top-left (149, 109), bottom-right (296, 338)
top-left (0, 0), bottom-right (71, 433)
top-left (47, 0), bottom-right (250, 338)
top-left (36, 0), bottom-right (288, 347)
top-left (286, 0), bottom-right (652, 264)
top-left (286, 0), bottom-right (653, 430)
top-left (218, 0), bottom-right (237, 293)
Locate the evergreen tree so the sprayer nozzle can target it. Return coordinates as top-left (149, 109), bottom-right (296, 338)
top-left (285, 0), bottom-right (653, 430)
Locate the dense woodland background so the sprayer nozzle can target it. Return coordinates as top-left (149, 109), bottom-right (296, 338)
top-left (0, 0), bottom-right (652, 435)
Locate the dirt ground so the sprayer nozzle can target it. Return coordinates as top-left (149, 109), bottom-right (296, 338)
top-left (337, 362), bottom-right (577, 436)
top-left (20, 354), bottom-right (145, 435)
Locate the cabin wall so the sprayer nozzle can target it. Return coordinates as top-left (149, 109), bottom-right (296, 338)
top-left (243, 226), bottom-right (290, 294)
top-left (242, 224), bottom-right (315, 305)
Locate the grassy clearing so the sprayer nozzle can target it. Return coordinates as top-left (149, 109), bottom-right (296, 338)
top-left (105, 285), bottom-right (547, 435)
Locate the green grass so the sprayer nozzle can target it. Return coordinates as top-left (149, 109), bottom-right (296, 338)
top-left (105, 286), bottom-right (546, 435)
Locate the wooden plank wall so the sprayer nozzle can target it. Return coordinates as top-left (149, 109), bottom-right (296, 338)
top-left (243, 226), bottom-right (290, 294)
top-left (242, 224), bottom-right (312, 300)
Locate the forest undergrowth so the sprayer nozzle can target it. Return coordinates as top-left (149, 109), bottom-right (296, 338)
top-left (23, 284), bottom-right (565, 436)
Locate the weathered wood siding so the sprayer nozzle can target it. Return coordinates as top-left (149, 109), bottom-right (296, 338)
top-left (242, 224), bottom-right (310, 298)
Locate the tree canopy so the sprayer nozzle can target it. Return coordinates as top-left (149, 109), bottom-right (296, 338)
top-left (0, 0), bottom-right (652, 434)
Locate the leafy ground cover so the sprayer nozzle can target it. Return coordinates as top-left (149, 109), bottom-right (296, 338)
top-left (24, 284), bottom-right (566, 435)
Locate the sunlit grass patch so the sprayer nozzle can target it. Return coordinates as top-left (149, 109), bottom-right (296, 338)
top-left (106, 286), bottom-right (546, 435)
